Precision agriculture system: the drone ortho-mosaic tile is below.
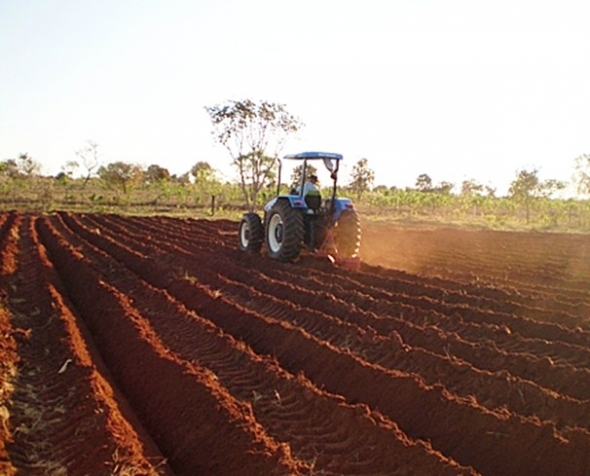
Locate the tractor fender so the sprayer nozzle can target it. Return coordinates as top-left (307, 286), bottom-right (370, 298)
top-left (263, 195), bottom-right (307, 214)
top-left (330, 198), bottom-right (355, 222)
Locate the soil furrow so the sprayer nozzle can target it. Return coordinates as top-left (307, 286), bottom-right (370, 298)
top-left (80, 212), bottom-right (590, 402)
top-left (4, 211), bottom-right (588, 475)
top-left (48, 212), bottom-right (477, 475)
top-left (0, 215), bottom-right (172, 475)
top-left (52, 212), bottom-right (590, 476)
top-left (37, 215), bottom-right (302, 476)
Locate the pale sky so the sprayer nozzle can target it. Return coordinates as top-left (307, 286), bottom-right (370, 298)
top-left (1, 0), bottom-right (589, 195)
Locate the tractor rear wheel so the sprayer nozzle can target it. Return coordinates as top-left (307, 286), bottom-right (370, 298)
top-left (238, 212), bottom-right (264, 252)
top-left (266, 200), bottom-right (304, 261)
top-left (333, 210), bottom-right (361, 259)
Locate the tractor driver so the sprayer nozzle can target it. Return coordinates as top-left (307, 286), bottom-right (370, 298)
top-left (292, 174), bottom-right (320, 197)
top-left (302, 174), bottom-right (320, 197)
top-left (300, 174), bottom-right (322, 211)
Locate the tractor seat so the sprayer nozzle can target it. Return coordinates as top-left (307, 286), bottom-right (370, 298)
top-left (305, 194), bottom-right (322, 212)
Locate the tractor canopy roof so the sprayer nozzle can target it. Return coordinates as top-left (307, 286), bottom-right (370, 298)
top-left (283, 151), bottom-right (343, 161)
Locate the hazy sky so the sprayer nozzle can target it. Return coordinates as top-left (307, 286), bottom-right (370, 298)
top-left (1, 0), bottom-right (589, 194)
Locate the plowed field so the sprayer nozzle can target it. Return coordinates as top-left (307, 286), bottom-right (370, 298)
top-left (1, 211), bottom-right (590, 475)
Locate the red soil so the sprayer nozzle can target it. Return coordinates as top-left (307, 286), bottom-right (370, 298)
top-left (1, 211), bottom-right (590, 475)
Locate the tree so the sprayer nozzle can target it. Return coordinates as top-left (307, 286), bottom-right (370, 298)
top-left (574, 154), bottom-right (590, 197)
top-left (76, 141), bottom-right (101, 186)
top-left (415, 173), bottom-right (432, 192)
top-left (145, 164), bottom-right (170, 184)
top-left (509, 169), bottom-right (539, 223)
top-left (56, 161), bottom-right (79, 193)
top-left (170, 173), bottom-right (191, 185)
top-left (17, 153), bottom-right (41, 177)
top-left (460, 179), bottom-right (484, 197)
top-left (0, 154), bottom-right (41, 179)
top-left (190, 161), bottom-right (221, 200)
top-left (540, 179), bottom-right (566, 198)
top-left (433, 181), bottom-right (454, 195)
top-left (484, 185), bottom-right (496, 198)
top-left (205, 99), bottom-right (303, 209)
top-left (190, 161), bottom-right (216, 184)
top-left (348, 158), bottom-right (375, 201)
top-left (508, 168), bottom-right (565, 222)
top-left (97, 161), bottom-right (144, 196)
top-left (61, 160), bottom-right (80, 179)
top-left (0, 159), bottom-right (19, 179)
top-left (460, 179), bottom-right (486, 215)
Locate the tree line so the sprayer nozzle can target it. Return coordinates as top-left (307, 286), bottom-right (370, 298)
top-left (1, 99), bottom-right (589, 228)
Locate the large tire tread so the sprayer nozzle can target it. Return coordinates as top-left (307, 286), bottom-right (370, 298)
top-left (333, 210), bottom-right (361, 259)
top-left (266, 201), bottom-right (304, 262)
top-left (238, 213), bottom-right (264, 252)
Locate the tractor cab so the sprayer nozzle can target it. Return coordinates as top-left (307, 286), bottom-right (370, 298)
top-left (238, 151), bottom-right (361, 266)
top-left (284, 151), bottom-right (341, 202)
top-left (264, 151), bottom-right (353, 222)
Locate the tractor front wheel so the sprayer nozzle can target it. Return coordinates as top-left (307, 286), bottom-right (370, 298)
top-left (265, 201), bottom-right (304, 261)
top-left (238, 212), bottom-right (264, 252)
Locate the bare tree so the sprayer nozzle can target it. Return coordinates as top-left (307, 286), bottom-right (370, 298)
top-left (574, 154), bottom-right (590, 197)
top-left (17, 153), bottom-right (41, 177)
top-left (76, 141), bottom-right (101, 186)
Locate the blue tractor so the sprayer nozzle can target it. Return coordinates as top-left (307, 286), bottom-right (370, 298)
top-left (238, 151), bottom-right (361, 266)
